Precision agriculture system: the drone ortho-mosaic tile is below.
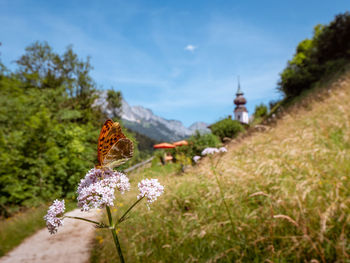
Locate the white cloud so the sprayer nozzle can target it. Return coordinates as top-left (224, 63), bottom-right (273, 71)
top-left (184, 44), bottom-right (197, 52)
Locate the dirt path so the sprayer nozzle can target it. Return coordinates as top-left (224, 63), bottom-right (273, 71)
top-left (0, 209), bottom-right (99, 263)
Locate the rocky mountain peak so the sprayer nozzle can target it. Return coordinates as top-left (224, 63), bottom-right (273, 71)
top-left (95, 91), bottom-right (210, 141)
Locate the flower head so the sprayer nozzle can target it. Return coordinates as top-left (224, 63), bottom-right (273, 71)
top-left (138, 178), bottom-right (164, 204)
top-left (201, 147), bottom-right (219, 155)
top-left (193, 156), bottom-right (201, 163)
top-left (77, 168), bottom-right (130, 211)
top-left (218, 147), bottom-right (227, 153)
top-left (44, 199), bottom-right (65, 234)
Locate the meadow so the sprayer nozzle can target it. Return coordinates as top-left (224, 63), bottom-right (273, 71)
top-left (91, 71), bottom-right (350, 262)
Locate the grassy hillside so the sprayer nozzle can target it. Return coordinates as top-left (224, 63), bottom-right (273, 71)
top-left (91, 70), bottom-right (350, 262)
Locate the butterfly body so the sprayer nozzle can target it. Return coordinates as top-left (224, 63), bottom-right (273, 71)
top-left (96, 119), bottom-right (133, 170)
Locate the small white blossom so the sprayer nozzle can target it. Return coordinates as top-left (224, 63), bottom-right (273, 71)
top-left (138, 178), bottom-right (164, 204)
top-left (116, 172), bottom-right (131, 194)
top-left (201, 147), bottom-right (219, 155)
top-left (193, 156), bottom-right (201, 163)
top-left (44, 199), bottom-right (65, 234)
top-left (218, 147), bottom-right (227, 153)
top-left (77, 168), bottom-right (130, 211)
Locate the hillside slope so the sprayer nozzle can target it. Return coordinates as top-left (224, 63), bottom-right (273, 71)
top-left (93, 71), bottom-right (350, 262)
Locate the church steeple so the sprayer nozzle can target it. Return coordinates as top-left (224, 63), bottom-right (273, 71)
top-left (236, 76), bottom-right (243, 96)
top-left (233, 76), bottom-right (249, 124)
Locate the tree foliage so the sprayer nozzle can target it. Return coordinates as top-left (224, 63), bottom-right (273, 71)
top-left (210, 118), bottom-right (244, 141)
top-left (0, 42), bottom-right (125, 216)
top-left (169, 131), bottom-right (221, 161)
top-left (279, 12), bottom-right (350, 98)
top-left (253, 103), bottom-right (268, 118)
top-left (106, 89), bottom-right (122, 119)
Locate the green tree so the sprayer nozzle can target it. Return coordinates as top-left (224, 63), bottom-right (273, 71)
top-left (15, 41), bottom-right (98, 123)
top-left (210, 118), bottom-right (244, 141)
top-left (171, 131), bottom-right (221, 160)
top-left (0, 42), bottom-right (110, 215)
top-left (254, 103), bottom-right (268, 118)
top-left (107, 89), bottom-right (122, 118)
top-left (278, 12), bottom-right (350, 98)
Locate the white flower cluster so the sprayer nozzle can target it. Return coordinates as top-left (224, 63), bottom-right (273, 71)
top-left (201, 147), bottom-right (219, 155)
top-left (201, 146), bottom-right (227, 156)
top-left (137, 178), bottom-right (164, 204)
top-left (44, 199), bottom-right (65, 234)
top-left (77, 168), bottom-right (130, 211)
top-left (193, 155), bottom-right (201, 163)
top-left (218, 147), bottom-right (227, 153)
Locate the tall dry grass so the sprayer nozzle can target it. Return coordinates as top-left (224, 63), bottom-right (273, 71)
top-left (91, 71), bottom-right (350, 262)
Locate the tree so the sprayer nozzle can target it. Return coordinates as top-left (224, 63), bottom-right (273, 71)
top-left (0, 42), bottom-right (107, 215)
top-left (254, 103), bottom-right (268, 118)
top-left (210, 118), bottom-right (244, 141)
top-left (278, 12), bottom-right (350, 98)
top-left (15, 41), bottom-right (98, 123)
top-left (107, 89), bottom-right (122, 118)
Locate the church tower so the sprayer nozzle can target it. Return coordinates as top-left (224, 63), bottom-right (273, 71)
top-left (234, 77), bottom-right (249, 124)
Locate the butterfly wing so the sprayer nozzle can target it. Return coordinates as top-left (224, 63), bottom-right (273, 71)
top-left (98, 120), bottom-right (133, 169)
top-left (102, 138), bottom-right (134, 169)
top-left (97, 119), bottom-right (114, 166)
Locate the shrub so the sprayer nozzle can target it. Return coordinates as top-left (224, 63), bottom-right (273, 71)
top-left (170, 132), bottom-right (221, 161)
top-left (209, 118), bottom-right (244, 141)
top-left (254, 103), bottom-right (268, 118)
top-left (278, 12), bottom-right (350, 98)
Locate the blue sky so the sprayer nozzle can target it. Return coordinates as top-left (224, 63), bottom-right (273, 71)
top-left (0, 0), bottom-right (349, 126)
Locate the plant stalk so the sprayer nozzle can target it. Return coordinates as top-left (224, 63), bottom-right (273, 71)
top-left (64, 216), bottom-right (106, 227)
top-left (116, 197), bottom-right (144, 226)
top-left (106, 206), bottom-right (125, 263)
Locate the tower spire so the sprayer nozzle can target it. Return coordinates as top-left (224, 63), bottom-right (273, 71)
top-left (236, 75), bottom-right (243, 95)
top-left (233, 76), bottom-right (249, 124)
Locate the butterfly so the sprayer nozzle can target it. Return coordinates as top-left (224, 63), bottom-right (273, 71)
top-left (96, 119), bottom-right (134, 170)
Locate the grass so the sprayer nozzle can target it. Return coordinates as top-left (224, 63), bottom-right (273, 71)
top-left (91, 70), bottom-right (350, 262)
top-left (0, 200), bottom-right (76, 257)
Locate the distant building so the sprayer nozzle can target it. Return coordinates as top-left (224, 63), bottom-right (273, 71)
top-left (234, 78), bottom-right (249, 124)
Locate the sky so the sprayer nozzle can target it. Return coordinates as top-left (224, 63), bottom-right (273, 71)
top-left (0, 0), bottom-right (349, 126)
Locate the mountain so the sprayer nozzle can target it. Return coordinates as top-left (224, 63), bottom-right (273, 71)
top-left (95, 91), bottom-right (210, 142)
top-left (121, 99), bottom-right (210, 141)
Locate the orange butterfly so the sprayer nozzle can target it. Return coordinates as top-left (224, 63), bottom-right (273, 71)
top-left (96, 119), bottom-right (134, 169)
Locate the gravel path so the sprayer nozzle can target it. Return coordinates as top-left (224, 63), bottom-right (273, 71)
top-left (0, 209), bottom-right (99, 263)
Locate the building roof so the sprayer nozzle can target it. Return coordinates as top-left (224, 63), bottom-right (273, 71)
top-left (234, 106), bottom-right (248, 113)
top-left (234, 95), bottom-right (246, 105)
top-left (234, 77), bottom-right (246, 105)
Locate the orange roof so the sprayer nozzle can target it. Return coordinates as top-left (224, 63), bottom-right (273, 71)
top-left (173, 140), bottom-right (189, 146)
top-left (153, 142), bottom-right (176, 149)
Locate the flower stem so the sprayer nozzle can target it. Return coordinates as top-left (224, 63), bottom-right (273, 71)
top-left (116, 197), bottom-right (144, 227)
top-left (64, 216), bottom-right (106, 227)
top-left (106, 206), bottom-right (125, 263)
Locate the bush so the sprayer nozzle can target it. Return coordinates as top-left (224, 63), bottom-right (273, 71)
top-left (0, 42), bottom-right (132, 216)
top-left (254, 103), bottom-right (268, 118)
top-left (170, 132), bottom-right (221, 161)
top-left (210, 118), bottom-right (244, 141)
top-left (188, 132), bottom-right (221, 156)
top-left (278, 12), bottom-right (350, 98)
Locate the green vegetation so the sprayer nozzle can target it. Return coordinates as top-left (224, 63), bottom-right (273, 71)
top-left (279, 12), bottom-right (350, 98)
top-left (253, 103), bottom-right (268, 119)
top-left (106, 89), bottom-right (122, 119)
top-left (91, 70), bottom-right (350, 262)
top-left (130, 130), bottom-right (159, 155)
top-left (209, 118), bottom-right (244, 141)
top-left (168, 131), bottom-right (221, 162)
top-left (251, 103), bottom-right (269, 124)
top-left (0, 42), bottom-right (133, 216)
